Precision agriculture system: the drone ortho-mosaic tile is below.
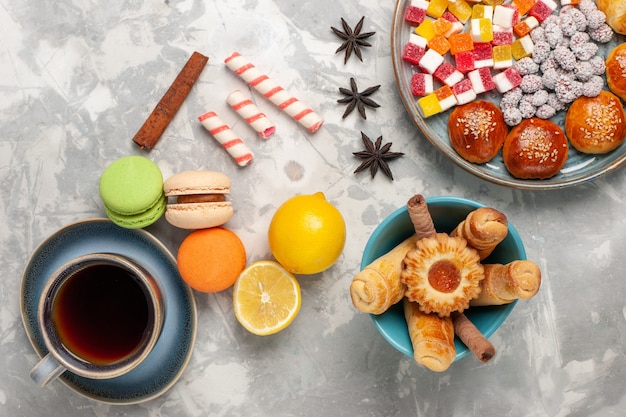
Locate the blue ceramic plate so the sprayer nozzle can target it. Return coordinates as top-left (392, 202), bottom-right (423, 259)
top-left (361, 197), bottom-right (524, 361)
top-left (20, 219), bottom-right (197, 404)
top-left (391, 0), bottom-right (626, 190)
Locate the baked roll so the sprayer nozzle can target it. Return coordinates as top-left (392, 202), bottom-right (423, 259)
top-left (470, 260), bottom-right (542, 307)
top-left (565, 90), bottom-right (626, 154)
top-left (606, 43), bottom-right (626, 102)
top-left (350, 235), bottom-right (417, 314)
top-left (502, 118), bottom-right (568, 179)
top-left (450, 207), bottom-right (508, 260)
top-left (401, 233), bottom-right (484, 317)
top-left (597, 0), bottom-right (626, 35)
top-left (448, 101), bottom-right (508, 164)
top-left (403, 298), bottom-right (456, 372)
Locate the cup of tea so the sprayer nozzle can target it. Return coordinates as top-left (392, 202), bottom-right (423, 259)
top-left (30, 253), bottom-right (164, 387)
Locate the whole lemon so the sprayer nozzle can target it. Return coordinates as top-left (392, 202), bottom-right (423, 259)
top-left (268, 192), bottom-right (346, 275)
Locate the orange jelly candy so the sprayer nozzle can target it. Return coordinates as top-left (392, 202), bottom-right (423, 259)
top-left (428, 34), bottom-right (451, 55)
top-left (449, 32), bottom-right (474, 55)
top-left (513, 0), bottom-right (537, 16)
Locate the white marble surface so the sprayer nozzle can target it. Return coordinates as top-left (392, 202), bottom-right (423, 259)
top-left (2, 0), bottom-right (626, 416)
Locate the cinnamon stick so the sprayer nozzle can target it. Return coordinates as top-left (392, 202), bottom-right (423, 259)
top-left (407, 194), bottom-right (436, 240)
top-left (133, 51), bottom-right (209, 150)
top-left (451, 312), bottom-right (495, 363)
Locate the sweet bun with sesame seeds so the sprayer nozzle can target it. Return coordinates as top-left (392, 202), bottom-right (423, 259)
top-left (606, 43), bottom-right (626, 103)
top-left (502, 118), bottom-right (569, 180)
top-left (448, 101), bottom-right (508, 164)
top-left (565, 90), bottom-right (626, 155)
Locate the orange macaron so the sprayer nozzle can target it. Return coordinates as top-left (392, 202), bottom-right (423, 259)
top-left (177, 227), bottom-right (247, 292)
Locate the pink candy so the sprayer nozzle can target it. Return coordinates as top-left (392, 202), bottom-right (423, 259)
top-left (493, 67), bottom-right (522, 93)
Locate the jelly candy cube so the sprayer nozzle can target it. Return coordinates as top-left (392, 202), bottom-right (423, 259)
top-left (471, 5), bottom-right (493, 20)
top-left (426, 0), bottom-right (449, 19)
top-left (433, 17), bottom-right (453, 35)
top-left (402, 34), bottom-right (428, 65)
top-left (474, 42), bottom-right (494, 68)
top-left (511, 35), bottom-right (534, 60)
top-left (492, 25), bottom-right (513, 46)
top-left (433, 62), bottom-right (464, 86)
top-left (492, 45), bottom-right (513, 69)
top-left (470, 18), bottom-right (494, 43)
top-left (493, 67), bottom-right (522, 93)
top-left (449, 32), bottom-right (474, 55)
top-left (411, 72), bottom-right (434, 96)
top-left (452, 78), bottom-right (477, 105)
top-left (405, 4), bottom-right (427, 26)
top-left (417, 93), bottom-right (442, 117)
top-left (418, 48), bottom-right (445, 74)
top-left (435, 85), bottom-right (458, 111)
top-left (428, 34), bottom-right (451, 55)
top-left (513, 0), bottom-right (537, 17)
top-left (468, 67), bottom-right (495, 94)
top-left (448, 0), bottom-right (472, 23)
top-left (455, 51), bottom-right (476, 73)
top-left (415, 19), bottom-right (436, 41)
top-left (529, 0), bottom-right (557, 23)
top-left (513, 17), bottom-right (539, 38)
top-left (492, 5), bottom-right (519, 29)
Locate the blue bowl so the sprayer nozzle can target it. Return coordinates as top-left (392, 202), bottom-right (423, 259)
top-left (361, 196), bottom-right (526, 361)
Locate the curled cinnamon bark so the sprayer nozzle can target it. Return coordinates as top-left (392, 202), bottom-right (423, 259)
top-left (407, 194), bottom-right (436, 240)
top-left (451, 312), bottom-right (495, 363)
top-left (133, 51), bottom-right (209, 150)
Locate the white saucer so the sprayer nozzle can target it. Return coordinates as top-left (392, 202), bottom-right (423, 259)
top-left (21, 219), bottom-right (197, 404)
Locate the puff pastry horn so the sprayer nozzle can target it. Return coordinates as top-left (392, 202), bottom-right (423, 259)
top-left (470, 260), bottom-right (541, 307)
top-left (350, 235), bottom-right (418, 314)
top-left (450, 207), bottom-right (508, 260)
top-left (404, 298), bottom-right (456, 372)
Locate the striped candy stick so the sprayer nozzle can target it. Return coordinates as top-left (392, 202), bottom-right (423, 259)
top-left (227, 90), bottom-right (276, 139)
top-left (198, 111), bottom-right (254, 167)
top-left (224, 51), bottom-right (324, 133)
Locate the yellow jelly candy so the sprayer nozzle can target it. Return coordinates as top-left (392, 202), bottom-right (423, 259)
top-left (426, 0), bottom-right (448, 18)
top-left (470, 18), bottom-right (493, 42)
top-left (511, 35), bottom-right (534, 60)
top-left (448, 0), bottom-right (472, 23)
top-left (415, 19), bottom-right (436, 41)
top-left (418, 93), bottom-right (442, 117)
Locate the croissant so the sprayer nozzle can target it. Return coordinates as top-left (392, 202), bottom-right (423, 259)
top-left (470, 260), bottom-right (541, 307)
top-left (350, 235), bottom-right (418, 314)
top-left (450, 207), bottom-right (508, 260)
top-left (404, 298), bottom-right (456, 372)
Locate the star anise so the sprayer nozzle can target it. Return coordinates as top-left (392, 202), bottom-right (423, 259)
top-left (338, 78), bottom-right (380, 119)
top-left (331, 17), bottom-right (376, 64)
top-left (353, 132), bottom-right (404, 180)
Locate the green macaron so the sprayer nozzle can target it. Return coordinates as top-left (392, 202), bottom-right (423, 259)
top-left (99, 156), bottom-right (166, 229)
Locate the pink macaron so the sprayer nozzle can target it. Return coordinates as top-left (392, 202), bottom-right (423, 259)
top-left (163, 170), bottom-right (234, 229)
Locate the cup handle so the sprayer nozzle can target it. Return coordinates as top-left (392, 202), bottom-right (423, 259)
top-left (30, 353), bottom-right (66, 387)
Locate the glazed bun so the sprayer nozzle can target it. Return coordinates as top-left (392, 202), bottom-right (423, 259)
top-left (596, 0), bottom-right (626, 35)
top-left (502, 118), bottom-right (568, 179)
top-left (448, 101), bottom-right (508, 164)
top-left (606, 43), bottom-right (626, 102)
top-left (565, 90), bottom-right (626, 154)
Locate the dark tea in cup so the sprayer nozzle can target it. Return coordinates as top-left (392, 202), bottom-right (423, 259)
top-left (31, 253), bottom-right (163, 387)
top-left (52, 263), bottom-right (153, 364)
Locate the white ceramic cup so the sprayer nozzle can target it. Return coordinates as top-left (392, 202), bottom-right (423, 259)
top-left (30, 253), bottom-right (163, 387)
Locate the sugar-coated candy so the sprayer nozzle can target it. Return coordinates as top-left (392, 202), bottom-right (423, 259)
top-left (572, 42), bottom-right (598, 61)
top-left (515, 57), bottom-right (539, 75)
top-left (582, 75), bottom-right (603, 97)
top-left (514, 17), bottom-right (539, 38)
top-left (435, 85), bottom-right (458, 111)
top-left (419, 48), bottom-right (445, 74)
top-left (586, 10), bottom-right (606, 30)
top-left (518, 95), bottom-right (536, 118)
top-left (552, 45), bottom-right (576, 71)
top-left (500, 87), bottom-right (523, 108)
top-left (543, 23), bottom-right (563, 48)
top-left (520, 74), bottom-right (543, 93)
top-left (415, 19), bottom-right (436, 41)
top-left (455, 51), bottom-right (476, 73)
top-left (433, 62), bottom-right (464, 86)
top-left (502, 107), bottom-right (523, 127)
top-left (411, 72), bottom-right (434, 96)
top-left (468, 67), bottom-right (495, 93)
top-left (405, 0), bottom-right (429, 26)
top-left (588, 24), bottom-right (614, 44)
top-left (441, 12), bottom-right (465, 36)
top-left (512, 35), bottom-right (534, 60)
top-left (493, 67), bottom-right (522, 93)
top-left (493, 45), bottom-right (513, 69)
top-left (417, 93), bottom-right (442, 117)
top-left (531, 41), bottom-right (551, 64)
top-left (492, 26), bottom-right (514, 46)
top-left (535, 104), bottom-right (556, 119)
top-left (428, 34), bottom-right (451, 55)
top-left (474, 42), bottom-right (494, 68)
top-left (426, 0), bottom-right (449, 18)
top-left (451, 78), bottom-right (477, 104)
top-left (573, 61), bottom-right (593, 82)
top-left (470, 18), bottom-right (494, 43)
top-left (493, 5), bottom-right (518, 29)
top-left (554, 77), bottom-right (582, 103)
top-left (471, 5), bottom-right (493, 20)
top-left (530, 89), bottom-right (549, 107)
top-left (588, 56), bottom-right (605, 75)
top-left (529, 0), bottom-right (557, 23)
top-left (448, 0), bottom-right (472, 23)
top-left (514, 0), bottom-right (538, 16)
top-left (402, 34), bottom-right (428, 65)
top-left (449, 33), bottom-right (474, 55)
